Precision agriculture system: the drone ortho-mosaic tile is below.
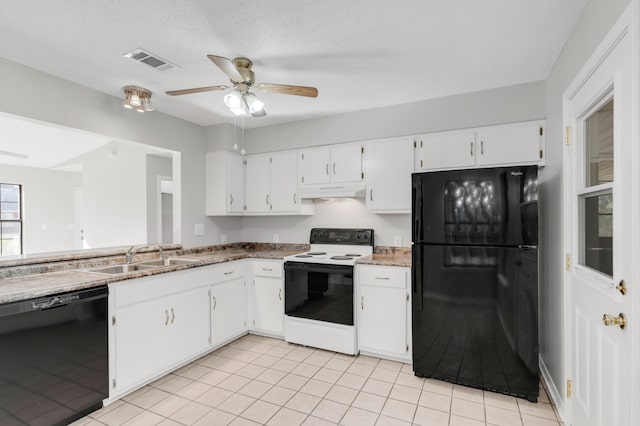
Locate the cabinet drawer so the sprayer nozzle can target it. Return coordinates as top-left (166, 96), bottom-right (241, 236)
top-left (211, 261), bottom-right (245, 283)
top-left (252, 260), bottom-right (283, 278)
top-left (358, 266), bottom-right (407, 288)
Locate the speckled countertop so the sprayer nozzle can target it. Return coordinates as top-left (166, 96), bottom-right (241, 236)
top-left (0, 243), bottom-right (412, 305)
top-left (0, 243), bottom-right (307, 305)
top-left (357, 246), bottom-right (412, 268)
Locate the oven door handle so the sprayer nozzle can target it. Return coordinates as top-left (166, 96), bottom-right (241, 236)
top-left (284, 261), bottom-right (353, 274)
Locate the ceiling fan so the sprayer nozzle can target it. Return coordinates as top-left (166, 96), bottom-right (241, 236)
top-left (166, 55), bottom-right (318, 118)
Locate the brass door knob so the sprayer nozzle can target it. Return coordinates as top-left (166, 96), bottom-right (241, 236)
top-left (616, 280), bottom-right (627, 295)
top-left (602, 313), bottom-right (627, 329)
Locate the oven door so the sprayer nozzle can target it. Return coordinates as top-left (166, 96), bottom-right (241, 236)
top-left (284, 261), bottom-right (354, 326)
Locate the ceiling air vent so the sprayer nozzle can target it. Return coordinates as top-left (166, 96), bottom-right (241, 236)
top-left (123, 48), bottom-right (176, 71)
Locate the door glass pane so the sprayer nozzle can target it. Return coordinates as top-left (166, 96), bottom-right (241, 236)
top-left (585, 99), bottom-right (614, 186)
top-left (583, 193), bottom-right (613, 276)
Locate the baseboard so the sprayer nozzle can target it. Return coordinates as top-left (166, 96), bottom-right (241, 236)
top-left (539, 355), bottom-right (566, 423)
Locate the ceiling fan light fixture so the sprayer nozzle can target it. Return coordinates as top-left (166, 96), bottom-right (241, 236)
top-left (224, 90), bottom-right (243, 109)
top-left (244, 92), bottom-right (264, 114)
top-left (122, 86), bottom-right (153, 112)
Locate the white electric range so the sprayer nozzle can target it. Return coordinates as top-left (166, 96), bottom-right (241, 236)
top-left (283, 228), bottom-right (374, 355)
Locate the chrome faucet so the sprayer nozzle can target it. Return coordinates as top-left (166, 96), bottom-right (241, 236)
top-left (158, 245), bottom-right (165, 261)
top-left (125, 245), bottom-right (148, 264)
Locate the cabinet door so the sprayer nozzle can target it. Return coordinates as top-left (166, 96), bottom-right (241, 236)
top-left (299, 148), bottom-right (331, 185)
top-left (331, 144), bottom-right (363, 183)
top-left (227, 153), bottom-right (245, 213)
top-left (366, 138), bottom-right (413, 213)
top-left (252, 276), bottom-right (284, 334)
top-left (476, 122), bottom-right (542, 166)
top-left (165, 287), bottom-right (211, 363)
top-left (245, 154), bottom-right (271, 213)
top-left (270, 151), bottom-right (298, 212)
top-left (416, 131), bottom-right (476, 171)
top-left (114, 297), bottom-right (172, 392)
top-left (211, 278), bottom-right (247, 346)
top-left (358, 285), bottom-right (408, 358)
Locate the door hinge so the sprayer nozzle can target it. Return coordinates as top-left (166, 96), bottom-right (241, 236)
top-left (566, 379), bottom-right (572, 398)
top-left (112, 316), bottom-right (116, 326)
top-left (406, 344), bottom-right (409, 352)
top-left (539, 127), bottom-right (543, 136)
top-left (112, 379), bottom-right (117, 389)
top-left (413, 140), bottom-right (416, 148)
top-left (539, 149), bottom-right (543, 159)
top-left (270, 157), bottom-right (273, 164)
top-left (301, 153), bottom-right (304, 160)
top-left (565, 254), bottom-right (571, 272)
top-left (361, 146), bottom-right (364, 154)
top-left (565, 127), bottom-right (571, 145)
top-left (420, 139), bottom-right (423, 148)
top-left (301, 176), bottom-right (305, 183)
top-left (406, 292), bottom-right (409, 302)
top-left (361, 172), bottom-right (364, 180)
top-left (243, 159), bottom-right (247, 165)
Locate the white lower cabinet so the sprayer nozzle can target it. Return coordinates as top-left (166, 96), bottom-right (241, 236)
top-left (211, 277), bottom-right (247, 346)
top-left (357, 265), bottom-right (411, 362)
top-left (250, 260), bottom-right (284, 336)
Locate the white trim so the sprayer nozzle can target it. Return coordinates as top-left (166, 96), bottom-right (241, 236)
top-left (156, 175), bottom-right (172, 244)
top-left (540, 355), bottom-right (565, 423)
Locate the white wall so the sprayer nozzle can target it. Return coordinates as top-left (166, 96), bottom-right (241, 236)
top-left (540, 0), bottom-right (630, 409)
top-left (236, 81), bottom-right (546, 245)
top-left (0, 165), bottom-right (81, 254)
top-left (0, 56), bottom-right (242, 249)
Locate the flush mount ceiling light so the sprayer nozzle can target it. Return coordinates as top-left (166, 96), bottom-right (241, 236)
top-left (122, 86), bottom-right (154, 112)
top-left (166, 54), bottom-right (318, 118)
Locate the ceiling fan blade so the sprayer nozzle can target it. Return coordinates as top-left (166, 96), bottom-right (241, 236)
top-left (251, 108), bottom-right (267, 118)
top-left (207, 55), bottom-right (244, 82)
top-left (166, 85), bottom-right (229, 96)
top-left (256, 83), bottom-right (318, 98)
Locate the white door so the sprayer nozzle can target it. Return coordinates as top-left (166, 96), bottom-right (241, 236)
top-left (245, 154), bottom-right (271, 213)
top-left (299, 148), bottom-right (331, 185)
top-left (252, 276), bottom-right (284, 334)
top-left (365, 137), bottom-right (413, 213)
top-left (416, 130), bottom-right (476, 171)
top-left (331, 144), bottom-right (363, 183)
top-left (227, 153), bottom-right (245, 213)
top-left (166, 287), bottom-right (211, 363)
top-left (563, 10), bottom-right (633, 426)
top-left (358, 285), bottom-right (407, 358)
top-left (270, 151), bottom-right (298, 212)
top-left (211, 278), bottom-right (247, 346)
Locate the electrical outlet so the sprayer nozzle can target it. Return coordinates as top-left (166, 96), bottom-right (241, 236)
top-left (393, 236), bottom-right (402, 246)
top-left (273, 234), bottom-right (279, 243)
top-left (194, 223), bottom-right (205, 236)
top-left (221, 234), bottom-right (227, 244)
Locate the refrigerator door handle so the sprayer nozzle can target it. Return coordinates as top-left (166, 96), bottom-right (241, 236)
top-left (412, 245), bottom-right (423, 311)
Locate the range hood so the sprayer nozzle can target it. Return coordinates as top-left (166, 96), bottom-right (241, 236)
top-left (299, 183), bottom-right (366, 199)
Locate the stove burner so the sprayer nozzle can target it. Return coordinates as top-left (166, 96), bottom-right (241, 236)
top-left (331, 256), bottom-right (354, 260)
top-left (295, 255), bottom-right (312, 258)
top-left (345, 254), bottom-right (362, 257)
top-left (307, 252), bottom-right (327, 255)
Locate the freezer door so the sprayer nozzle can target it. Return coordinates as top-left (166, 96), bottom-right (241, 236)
top-left (411, 244), bottom-right (539, 401)
top-left (412, 166), bottom-right (538, 246)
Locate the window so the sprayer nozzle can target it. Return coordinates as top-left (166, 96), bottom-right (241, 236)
top-left (0, 183), bottom-right (22, 256)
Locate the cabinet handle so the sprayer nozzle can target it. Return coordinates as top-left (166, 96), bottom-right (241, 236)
top-left (165, 309), bottom-right (169, 326)
top-left (470, 142), bottom-right (473, 156)
top-left (229, 194), bottom-right (233, 205)
top-left (171, 308), bottom-right (175, 324)
top-left (293, 193), bottom-right (297, 204)
top-left (370, 189), bottom-right (373, 201)
top-left (224, 271), bottom-right (234, 275)
top-left (262, 268), bottom-right (272, 272)
top-left (333, 163), bottom-right (336, 175)
top-left (481, 141), bottom-right (484, 155)
top-left (375, 276), bottom-right (390, 280)
top-left (325, 163), bottom-right (329, 175)
top-left (361, 296), bottom-right (364, 310)
top-left (212, 296), bottom-right (217, 310)
top-left (266, 194), bottom-right (270, 205)
top-left (278, 288), bottom-right (282, 301)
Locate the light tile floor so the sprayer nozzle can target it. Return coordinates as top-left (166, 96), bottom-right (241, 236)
top-left (73, 335), bottom-right (564, 426)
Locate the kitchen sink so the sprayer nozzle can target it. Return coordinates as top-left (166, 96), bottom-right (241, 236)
top-left (138, 258), bottom-right (200, 267)
top-left (85, 264), bottom-right (157, 275)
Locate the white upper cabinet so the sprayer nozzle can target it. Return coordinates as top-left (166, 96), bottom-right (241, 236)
top-left (245, 151), bottom-right (312, 215)
top-left (299, 144), bottom-right (363, 187)
top-left (475, 121), bottom-right (544, 167)
top-left (245, 154), bottom-right (271, 213)
top-left (206, 151), bottom-right (245, 216)
top-left (414, 130), bottom-right (476, 171)
top-left (414, 120), bottom-right (545, 172)
top-left (365, 137), bottom-right (413, 213)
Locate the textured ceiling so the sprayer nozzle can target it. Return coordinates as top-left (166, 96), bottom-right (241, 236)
top-left (0, 0), bottom-right (587, 128)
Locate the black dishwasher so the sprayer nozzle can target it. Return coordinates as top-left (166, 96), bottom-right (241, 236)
top-left (0, 286), bottom-right (108, 426)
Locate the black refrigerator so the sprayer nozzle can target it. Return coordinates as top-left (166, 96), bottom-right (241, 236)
top-left (411, 166), bottom-right (539, 402)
